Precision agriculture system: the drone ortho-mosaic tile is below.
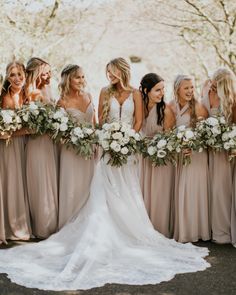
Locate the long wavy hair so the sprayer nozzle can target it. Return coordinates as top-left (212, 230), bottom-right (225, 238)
top-left (140, 73), bottom-right (165, 126)
top-left (58, 64), bottom-right (83, 99)
top-left (25, 57), bottom-right (49, 100)
top-left (0, 61), bottom-right (26, 106)
top-left (102, 57), bottom-right (133, 124)
top-left (174, 74), bottom-right (197, 127)
top-left (212, 68), bottom-right (236, 122)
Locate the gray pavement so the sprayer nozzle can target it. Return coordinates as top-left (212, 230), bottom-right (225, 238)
top-left (0, 241), bottom-right (235, 295)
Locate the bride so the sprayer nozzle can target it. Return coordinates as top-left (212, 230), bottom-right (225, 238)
top-left (0, 57), bottom-right (210, 291)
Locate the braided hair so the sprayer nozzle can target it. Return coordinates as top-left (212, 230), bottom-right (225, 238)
top-left (140, 73), bottom-right (165, 126)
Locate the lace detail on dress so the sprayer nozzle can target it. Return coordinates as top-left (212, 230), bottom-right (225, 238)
top-left (108, 94), bottom-right (134, 125)
top-left (67, 104), bottom-right (94, 124)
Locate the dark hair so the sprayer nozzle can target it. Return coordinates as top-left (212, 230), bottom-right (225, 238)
top-left (140, 73), bottom-right (165, 126)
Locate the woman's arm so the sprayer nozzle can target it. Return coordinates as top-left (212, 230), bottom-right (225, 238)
top-left (133, 89), bottom-right (143, 132)
top-left (163, 104), bottom-right (176, 131)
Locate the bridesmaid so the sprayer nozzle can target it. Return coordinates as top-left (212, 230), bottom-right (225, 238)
top-left (140, 73), bottom-right (176, 238)
top-left (170, 75), bottom-right (210, 243)
top-left (58, 65), bottom-right (96, 229)
top-left (202, 68), bottom-right (236, 244)
top-left (25, 57), bottom-right (58, 238)
top-left (0, 61), bottom-right (31, 244)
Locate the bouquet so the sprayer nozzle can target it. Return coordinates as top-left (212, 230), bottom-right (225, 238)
top-left (69, 124), bottom-right (97, 159)
top-left (196, 116), bottom-right (227, 151)
top-left (46, 107), bottom-right (75, 142)
top-left (173, 125), bottom-right (203, 165)
top-left (97, 122), bottom-right (141, 167)
top-left (221, 124), bottom-right (236, 161)
top-left (0, 109), bottom-right (22, 140)
top-left (141, 131), bottom-right (177, 166)
top-left (18, 101), bottom-right (52, 135)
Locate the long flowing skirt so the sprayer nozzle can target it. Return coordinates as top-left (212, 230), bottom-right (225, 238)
top-left (209, 151), bottom-right (233, 244)
top-left (174, 152), bottom-right (210, 243)
top-left (0, 137), bottom-right (31, 244)
top-left (141, 158), bottom-right (175, 238)
top-left (58, 145), bottom-right (94, 229)
top-left (0, 158), bottom-right (210, 291)
top-left (26, 135), bottom-right (58, 238)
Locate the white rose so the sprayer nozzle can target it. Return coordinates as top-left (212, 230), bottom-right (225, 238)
top-left (59, 123), bottom-right (68, 132)
top-left (101, 140), bottom-right (109, 150)
top-left (157, 139), bottom-right (167, 149)
top-left (53, 122), bottom-right (60, 130)
top-left (61, 116), bottom-right (69, 123)
top-left (83, 128), bottom-right (93, 135)
top-left (178, 125), bottom-right (186, 131)
top-left (127, 129), bottom-right (136, 137)
top-left (147, 146), bottom-right (156, 156)
top-left (73, 127), bottom-right (84, 138)
top-left (1, 112), bottom-right (13, 124)
top-left (102, 123), bottom-right (110, 130)
top-left (224, 142), bottom-right (231, 150)
top-left (112, 132), bottom-right (123, 140)
top-left (176, 147), bottom-right (181, 153)
top-left (220, 117), bottom-right (226, 124)
top-left (222, 132), bottom-right (229, 141)
top-left (71, 135), bottom-right (77, 144)
top-left (121, 147), bottom-right (129, 154)
top-left (167, 144), bottom-right (173, 151)
top-left (110, 140), bottom-right (121, 152)
top-left (177, 132), bottom-right (183, 139)
top-left (185, 130), bottom-right (194, 140)
top-left (134, 133), bottom-right (140, 141)
top-left (28, 102), bottom-right (38, 111)
top-left (211, 126), bottom-right (221, 135)
top-left (15, 116), bottom-right (22, 124)
top-left (157, 149), bottom-right (167, 158)
top-left (206, 117), bottom-right (219, 126)
top-left (121, 123), bottom-right (129, 132)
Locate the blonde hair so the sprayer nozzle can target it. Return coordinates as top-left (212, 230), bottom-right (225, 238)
top-left (0, 61), bottom-right (26, 105)
top-left (212, 68), bottom-right (236, 122)
top-left (59, 64), bottom-right (83, 99)
top-left (25, 57), bottom-right (49, 99)
top-left (102, 57), bottom-right (132, 124)
top-left (174, 74), bottom-right (197, 127)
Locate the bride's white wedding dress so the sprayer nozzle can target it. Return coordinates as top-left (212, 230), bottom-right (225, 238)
top-left (0, 94), bottom-right (210, 291)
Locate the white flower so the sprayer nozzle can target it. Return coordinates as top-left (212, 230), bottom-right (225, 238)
top-left (15, 115), bottom-right (22, 124)
top-left (222, 132), bottom-right (229, 141)
top-left (157, 139), bottom-right (167, 149)
top-left (53, 122), bottom-right (60, 130)
top-left (211, 126), bottom-right (221, 135)
top-left (176, 147), bottom-right (181, 153)
top-left (147, 146), bottom-right (156, 156)
top-left (206, 117), bottom-right (219, 126)
top-left (177, 132), bottom-right (183, 139)
top-left (224, 142), bottom-right (231, 150)
top-left (83, 128), bottom-right (93, 135)
top-left (178, 125), bottom-right (186, 131)
top-left (112, 132), bottom-right (123, 140)
top-left (1, 111), bottom-right (13, 124)
top-left (121, 124), bottom-right (130, 133)
top-left (101, 140), bottom-right (109, 150)
top-left (121, 147), bottom-right (129, 154)
top-left (110, 140), bottom-right (121, 152)
top-left (185, 130), bottom-right (194, 140)
top-left (127, 128), bottom-right (136, 137)
top-left (28, 102), bottom-right (38, 111)
top-left (198, 147), bottom-right (203, 153)
top-left (134, 133), bottom-right (140, 141)
top-left (71, 135), bottom-right (77, 144)
top-left (59, 123), bottom-right (68, 132)
top-left (53, 109), bottom-right (66, 119)
top-left (220, 117), bottom-right (226, 124)
top-left (157, 149), bottom-right (167, 158)
top-left (61, 116), bottom-right (69, 123)
top-left (167, 144), bottom-right (173, 152)
top-left (73, 127), bottom-right (84, 138)
top-left (110, 122), bottom-right (120, 131)
top-left (102, 123), bottom-right (110, 130)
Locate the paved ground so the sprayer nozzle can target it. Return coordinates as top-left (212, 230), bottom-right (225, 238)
top-left (0, 241), bottom-right (235, 295)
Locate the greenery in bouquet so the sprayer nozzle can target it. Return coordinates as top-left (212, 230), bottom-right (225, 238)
top-left (141, 131), bottom-right (177, 166)
top-left (173, 125), bottom-right (203, 165)
top-left (18, 101), bottom-right (53, 135)
top-left (0, 109), bottom-right (22, 140)
top-left (69, 124), bottom-right (97, 159)
top-left (196, 116), bottom-right (227, 152)
top-left (97, 122), bottom-right (141, 167)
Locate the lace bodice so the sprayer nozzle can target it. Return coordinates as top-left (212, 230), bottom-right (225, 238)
top-left (67, 103), bottom-right (94, 124)
top-left (107, 94), bottom-right (134, 125)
